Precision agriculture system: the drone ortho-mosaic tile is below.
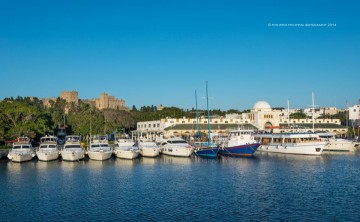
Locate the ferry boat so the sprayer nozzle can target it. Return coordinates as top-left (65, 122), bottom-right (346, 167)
top-left (160, 137), bottom-right (194, 157)
top-left (114, 138), bottom-right (139, 159)
top-left (138, 139), bottom-right (160, 157)
top-left (7, 136), bottom-right (36, 162)
top-left (61, 135), bottom-right (85, 161)
top-left (36, 135), bottom-right (59, 161)
top-left (219, 128), bottom-right (260, 157)
top-left (255, 133), bottom-right (327, 155)
top-left (317, 132), bottom-right (355, 152)
top-left (87, 135), bottom-right (112, 161)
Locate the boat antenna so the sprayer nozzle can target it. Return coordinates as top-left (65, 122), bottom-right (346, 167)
top-left (206, 81), bottom-right (211, 146)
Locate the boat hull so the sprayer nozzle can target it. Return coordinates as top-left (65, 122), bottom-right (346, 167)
top-left (8, 152), bottom-right (34, 162)
top-left (114, 150), bottom-right (139, 159)
top-left (87, 151), bottom-right (113, 161)
top-left (61, 150), bottom-right (85, 161)
top-left (219, 143), bottom-right (260, 157)
top-left (194, 147), bottom-right (219, 158)
top-left (323, 140), bottom-right (355, 152)
top-left (258, 143), bottom-right (325, 155)
top-left (36, 150), bottom-right (59, 161)
top-left (161, 147), bottom-right (194, 157)
top-left (139, 148), bottom-right (160, 157)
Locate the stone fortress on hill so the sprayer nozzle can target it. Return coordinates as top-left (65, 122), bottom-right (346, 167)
top-left (42, 91), bottom-right (129, 112)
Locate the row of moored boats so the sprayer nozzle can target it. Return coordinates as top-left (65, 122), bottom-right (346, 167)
top-left (4, 128), bottom-right (359, 163)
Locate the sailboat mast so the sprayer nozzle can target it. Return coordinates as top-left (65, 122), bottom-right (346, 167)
top-left (195, 90), bottom-right (199, 134)
top-left (287, 99), bottom-right (290, 128)
top-left (312, 92), bottom-right (315, 133)
top-left (206, 81), bottom-right (211, 145)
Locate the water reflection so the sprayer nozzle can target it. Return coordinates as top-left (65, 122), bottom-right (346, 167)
top-left (35, 160), bottom-right (60, 171)
top-left (6, 160), bottom-right (36, 173)
top-left (86, 159), bottom-right (113, 171)
top-left (141, 157), bottom-right (158, 165)
top-left (60, 160), bottom-right (85, 172)
top-left (159, 155), bottom-right (192, 165)
top-left (114, 158), bottom-right (139, 169)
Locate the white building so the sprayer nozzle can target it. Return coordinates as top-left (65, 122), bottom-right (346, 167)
top-left (135, 101), bottom-right (346, 138)
top-left (349, 103), bottom-right (360, 127)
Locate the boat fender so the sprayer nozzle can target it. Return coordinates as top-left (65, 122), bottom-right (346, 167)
top-left (250, 136), bottom-right (254, 140)
top-left (240, 136), bottom-right (243, 139)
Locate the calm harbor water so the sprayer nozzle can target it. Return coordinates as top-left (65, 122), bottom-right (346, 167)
top-left (1, 152), bottom-right (360, 221)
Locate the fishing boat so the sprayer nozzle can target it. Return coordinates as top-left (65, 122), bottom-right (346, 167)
top-left (7, 136), bottom-right (36, 162)
top-left (160, 137), bottom-right (194, 157)
top-left (219, 128), bottom-right (260, 157)
top-left (114, 138), bottom-right (139, 159)
top-left (87, 135), bottom-right (113, 161)
top-left (60, 135), bottom-right (85, 161)
top-left (193, 81), bottom-right (219, 158)
top-left (36, 135), bottom-right (59, 161)
top-left (255, 133), bottom-right (327, 155)
top-left (138, 139), bottom-right (160, 157)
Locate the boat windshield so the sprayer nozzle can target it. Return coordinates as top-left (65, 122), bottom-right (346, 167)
top-left (40, 145), bottom-right (48, 148)
top-left (49, 145), bottom-right (56, 148)
top-left (168, 140), bottom-right (187, 144)
top-left (22, 145), bottom-right (30, 149)
top-left (13, 145), bottom-right (22, 149)
top-left (65, 145), bottom-right (81, 149)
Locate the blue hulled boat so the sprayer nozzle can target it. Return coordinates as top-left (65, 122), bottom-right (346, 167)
top-left (219, 128), bottom-right (260, 157)
top-left (193, 142), bottom-right (219, 158)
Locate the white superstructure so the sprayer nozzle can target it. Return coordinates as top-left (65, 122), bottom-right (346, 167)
top-left (61, 135), bottom-right (85, 161)
top-left (87, 135), bottom-right (112, 161)
top-left (138, 140), bottom-right (160, 157)
top-left (255, 133), bottom-right (327, 155)
top-left (36, 135), bottom-right (59, 161)
top-left (317, 133), bottom-right (355, 152)
top-left (7, 137), bottom-right (35, 162)
top-left (114, 139), bottom-right (139, 159)
top-left (160, 137), bottom-right (194, 157)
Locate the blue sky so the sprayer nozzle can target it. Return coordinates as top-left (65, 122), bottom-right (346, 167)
top-left (1, 0), bottom-right (359, 110)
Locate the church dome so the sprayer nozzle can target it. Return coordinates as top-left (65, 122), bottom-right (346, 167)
top-left (253, 101), bottom-right (271, 110)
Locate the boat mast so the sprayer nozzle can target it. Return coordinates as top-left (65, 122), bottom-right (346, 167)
top-left (287, 99), bottom-right (290, 129)
top-left (312, 92), bottom-right (315, 133)
top-left (206, 81), bottom-right (211, 146)
top-left (195, 90), bottom-right (199, 135)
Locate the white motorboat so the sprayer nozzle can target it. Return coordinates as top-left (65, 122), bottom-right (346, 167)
top-left (87, 135), bottom-right (112, 161)
top-left (138, 139), bottom-right (160, 157)
top-left (7, 137), bottom-right (36, 162)
top-left (61, 135), bottom-right (85, 161)
top-left (160, 137), bottom-right (194, 157)
top-left (317, 133), bottom-right (355, 152)
top-left (36, 135), bottom-right (59, 161)
top-left (114, 138), bottom-right (139, 159)
top-left (255, 133), bottom-right (327, 155)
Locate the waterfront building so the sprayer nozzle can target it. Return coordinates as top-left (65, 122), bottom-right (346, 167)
top-left (349, 101), bottom-right (360, 127)
top-left (135, 101), bottom-right (347, 139)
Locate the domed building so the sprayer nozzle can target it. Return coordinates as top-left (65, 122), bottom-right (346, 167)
top-left (246, 100), bottom-right (283, 132)
top-left (252, 101), bottom-right (272, 112)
